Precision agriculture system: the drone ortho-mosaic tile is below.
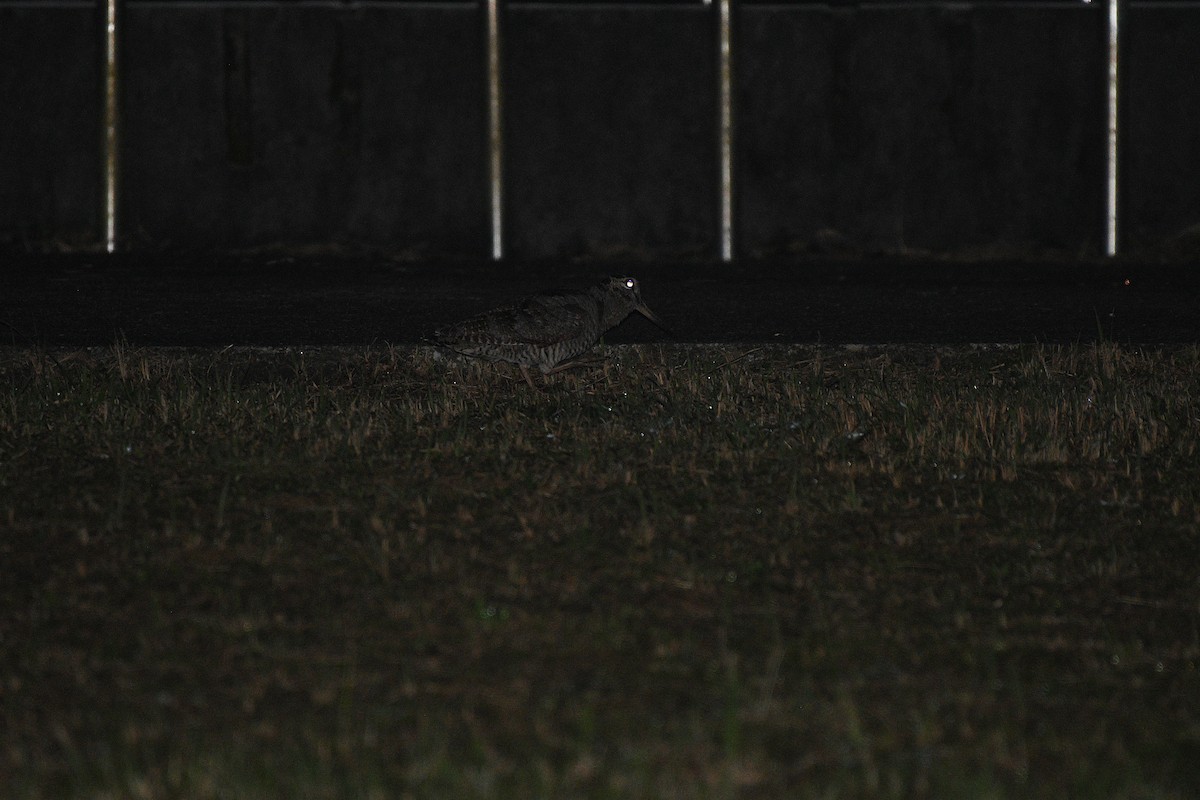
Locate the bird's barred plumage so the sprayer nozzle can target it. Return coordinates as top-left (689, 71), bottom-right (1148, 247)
top-left (431, 277), bottom-right (666, 379)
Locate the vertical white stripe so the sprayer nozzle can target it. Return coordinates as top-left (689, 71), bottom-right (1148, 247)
top-left (718, 0), bottom-right (733, 262)
top-left (487, 0), bottom-right (503, 261)
top-left (105, 0), bottom-right (119, 253)
top-left (1106, 0), bottom-right (1119, 257)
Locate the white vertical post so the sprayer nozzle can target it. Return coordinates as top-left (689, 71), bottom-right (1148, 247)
top-left (487, 0), bottom-right (503, 261)
top-left (718, 0), bottom-right (733, 262)
top-left (104, 0), bottom-right (120, 253)
top-left (1105, 0), bottom-right (1120, 257)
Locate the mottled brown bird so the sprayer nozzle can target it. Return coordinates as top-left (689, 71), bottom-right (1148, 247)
top-left (431, 276), bottom-right (667, 387)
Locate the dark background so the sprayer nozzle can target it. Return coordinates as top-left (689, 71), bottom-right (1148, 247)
top-left (2, 0), bottom-right (1199, 258)
top-left (1, 1), bottom-right (1198, 346)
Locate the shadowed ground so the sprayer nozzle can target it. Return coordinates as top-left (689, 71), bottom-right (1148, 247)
top-left (3, 254), bottom-right (1200, 798)
top-left (2, 344), bottom-right (1200, 798)
top-left (2, 253), bottom-right (1198, 347)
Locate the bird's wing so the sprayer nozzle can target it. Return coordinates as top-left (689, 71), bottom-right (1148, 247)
top-left (434, 296), bottom-right (589, 347)
top-left (499, 297), bottom-right (589, 345)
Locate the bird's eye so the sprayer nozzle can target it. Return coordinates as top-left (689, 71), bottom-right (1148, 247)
top-left (625, 278), bottom-right (635, 290)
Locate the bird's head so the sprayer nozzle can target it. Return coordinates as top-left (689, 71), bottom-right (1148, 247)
top-left (601, 276), bottom-right (667, 331)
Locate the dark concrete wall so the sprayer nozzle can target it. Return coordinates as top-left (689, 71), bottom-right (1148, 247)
top-left (1124, 6), bottom-right (1200, 252)
top-left (1, 1), bottom-right (1199, 258)
top-left (0, 6), bottom-right (99, 248)
top-left (122, 3), bottom-right (487, 254)
top-left (738, 4), bottom-right (1107, 256)
top-left (504, 6), bottom-right (717, 260)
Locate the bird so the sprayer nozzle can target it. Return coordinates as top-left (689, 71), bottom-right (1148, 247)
top-left (430, 276), bottom-right (667, 387)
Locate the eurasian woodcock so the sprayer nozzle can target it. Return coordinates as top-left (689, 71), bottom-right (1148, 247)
top-left (431, 276), bottom-right (667, 386)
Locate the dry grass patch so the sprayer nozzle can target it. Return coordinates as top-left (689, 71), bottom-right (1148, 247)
top-left (1, 343), bottom-right (1199, 799)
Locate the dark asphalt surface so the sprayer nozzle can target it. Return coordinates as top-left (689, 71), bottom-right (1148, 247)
top-left (2, 253), bottom-right (1198, 347)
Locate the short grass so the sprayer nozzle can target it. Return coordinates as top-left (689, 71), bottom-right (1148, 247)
top-left (2, 343), bottom-right (1199, 799)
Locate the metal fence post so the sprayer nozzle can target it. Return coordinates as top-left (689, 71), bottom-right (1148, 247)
top-left (487, 0), bottom-right (503, 261)
top-left (1105, 0), bottom-right (1120, 257)
top-left (717, 0), bottom-right (733, 262)
top-left (104, 0), bottom-right (120, 253)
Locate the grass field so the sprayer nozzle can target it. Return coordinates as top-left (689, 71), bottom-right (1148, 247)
top-left (2, 343), bottom-right (1199, 799)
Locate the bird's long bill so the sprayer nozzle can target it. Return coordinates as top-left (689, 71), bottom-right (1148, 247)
top-left (636, 303), bottom-right (670, 333)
